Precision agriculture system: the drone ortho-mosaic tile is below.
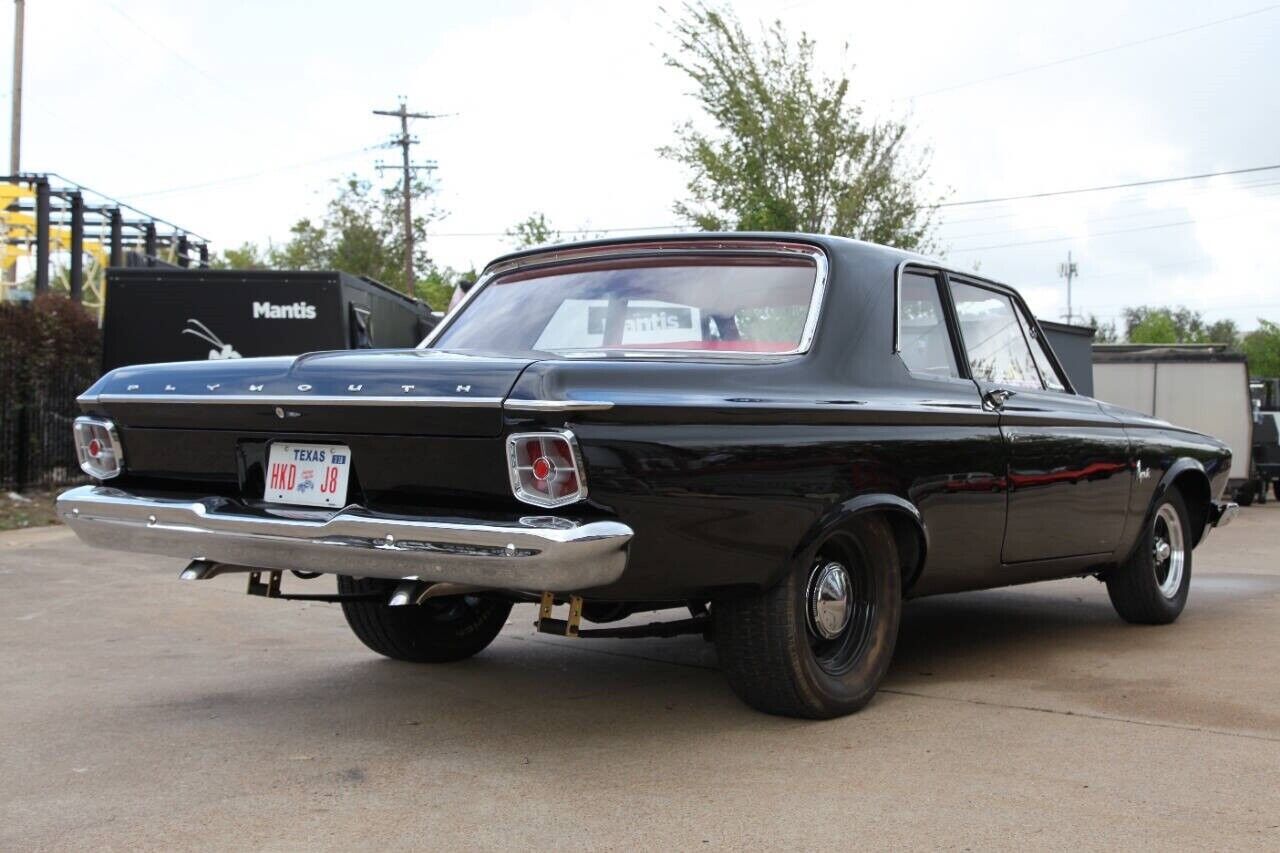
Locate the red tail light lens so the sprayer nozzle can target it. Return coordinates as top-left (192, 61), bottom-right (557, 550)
top-left (506, 431), bottom-right (586, 508)
top-left (73, 416), bottom-right (123, 479)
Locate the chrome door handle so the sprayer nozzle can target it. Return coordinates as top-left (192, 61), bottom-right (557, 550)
top-left (983, 388), bottom-right (1015, 411)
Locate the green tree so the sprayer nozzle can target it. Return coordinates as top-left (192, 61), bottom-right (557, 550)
top-left (1242, 319), bottom-right (1280, 377)
top-left (210, 242), bottom-right (270, 269)
top-left (1084, 312), bottom-right (1118, 343)
top-left (660, 2), bottom-right (939, 249)
top-left (1206, 318), bottom-right (1241, 347)
top-left (270, 174), bottom-right (446, 306)
top-left (507, 212), bottom-right (560, 249)
top-left (1122, 306), bottom-right (1239, 346)
top-left (414, 264), bottom-right (475, 314)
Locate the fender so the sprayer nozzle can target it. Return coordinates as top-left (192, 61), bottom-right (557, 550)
top-left (784, 493), bottom-right (929, 592)
top-left (1124, 457), bottom-right (1212, 559)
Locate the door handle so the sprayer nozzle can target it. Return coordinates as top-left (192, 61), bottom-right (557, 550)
top-left (983, 388), bottom-right (1015, 411)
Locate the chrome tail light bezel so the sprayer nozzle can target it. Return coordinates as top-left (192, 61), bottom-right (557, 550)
top-left (505, 429), bottom-right (588, 508)
top-left (73, 416), bottom-right (124, 480)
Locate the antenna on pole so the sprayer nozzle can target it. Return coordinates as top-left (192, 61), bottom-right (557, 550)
top-left (372, 97), bottom-right (452, 296)
top-left (1058, 251), bottom-right (1079, 324)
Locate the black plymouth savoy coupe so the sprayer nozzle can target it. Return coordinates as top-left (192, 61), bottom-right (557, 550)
top-left (59, 235), bottom-right (1238, 718)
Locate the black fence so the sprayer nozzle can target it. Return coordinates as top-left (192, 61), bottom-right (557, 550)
top-left (0, 296), bottom-right (100, 492)
top-left (0, 370), bottom-right (87, 491)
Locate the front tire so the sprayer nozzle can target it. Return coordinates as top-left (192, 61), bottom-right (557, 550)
top-left (713, 515), bottom-right (902, 719)
top-left (1105, 489), bottom-right (1192, 624)
top-left (337, 576), bottom-right (512, 663)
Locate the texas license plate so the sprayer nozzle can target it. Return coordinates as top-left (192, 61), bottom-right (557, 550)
top-left (264, 442), bottom-right (352, 508)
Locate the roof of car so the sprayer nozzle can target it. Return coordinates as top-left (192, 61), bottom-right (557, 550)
top-left (482, 231), bottom-right (931, 272)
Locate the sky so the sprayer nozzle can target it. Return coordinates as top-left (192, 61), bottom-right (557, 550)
top-left (6, 0), bottom-right (1280, 332)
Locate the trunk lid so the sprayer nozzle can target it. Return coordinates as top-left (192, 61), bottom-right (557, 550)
top-left (81, 349), bottom-right (537, 437)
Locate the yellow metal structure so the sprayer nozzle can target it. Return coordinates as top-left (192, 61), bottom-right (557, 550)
top-left (1, 183), bottom-right (110, 313)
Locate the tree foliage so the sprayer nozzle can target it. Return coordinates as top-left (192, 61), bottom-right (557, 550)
top-left (1242, 319), bottom-right (1280, 378)
top-left (506, 212), bottom-right (561, 249)
top-left (1084, 313), bottom-right (1119, 344)
top-left (1122, 306), bottom-right (1239, 347)
top-left (210, 175), bottom-right (456, 310)
top-left (660, 2), bottom-right (938, 250)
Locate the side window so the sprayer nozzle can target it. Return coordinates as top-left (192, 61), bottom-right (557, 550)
top-left (1014, 307), bottom-right (1067, 391)
top-left (898, 271), bottom-right (958, 378)
top-left (949, 281), bottom-right (1043, 389)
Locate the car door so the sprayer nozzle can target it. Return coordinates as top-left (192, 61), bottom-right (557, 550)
top-left (947, 277), bottom-right (1132, 563)
top-left (893, 268), bottom-right (1008, 594)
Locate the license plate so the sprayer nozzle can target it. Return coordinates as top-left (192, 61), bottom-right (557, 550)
top-left (264, 442), bottom-right (352, 508)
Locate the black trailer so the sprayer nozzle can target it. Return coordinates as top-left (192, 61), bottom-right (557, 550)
top-left (1040, 320), bottom-right (1096, 397)
top-left (101, 269), bottom-right (437, 372)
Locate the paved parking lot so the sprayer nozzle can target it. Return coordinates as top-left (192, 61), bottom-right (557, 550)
top-left (3, 502), bottom-right (1279, 850)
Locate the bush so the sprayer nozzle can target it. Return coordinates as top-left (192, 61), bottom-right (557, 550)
top-left (0, 295), bottom-right (103, 490)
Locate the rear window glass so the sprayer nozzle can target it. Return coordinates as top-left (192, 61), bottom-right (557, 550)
top-left (430, 255), bottom-right (820, 356)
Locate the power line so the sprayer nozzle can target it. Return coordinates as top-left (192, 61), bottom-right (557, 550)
top-left (938, 163), bottom-right (1280, 208)
top-left (907, 3), bottom-right (1280, 98)
top-left (104, 1), bottom-right (231, 96)
top-left (942, 181), bottom-right (1280, 243)
top-left (948, 217), bottom-right (1199, 253)
top-left (428, 166), bottom-right (1280, 239)
top-left (428, 223), bottom-right (695, 238)
top-left (935, 173), bottom-right (1280, 228)
top-left (123, 146), bottom-right (378, 199)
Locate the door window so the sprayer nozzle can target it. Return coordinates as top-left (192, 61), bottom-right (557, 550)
top-left (1014, 308), bottom-right (1067, 391)
top-left (898, 271), bottom-right (959, 378)
top-left (949, 281), bottom-right (1042, 388)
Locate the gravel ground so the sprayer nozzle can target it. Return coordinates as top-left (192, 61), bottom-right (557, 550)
top-left (1, 501), bottom-right (1278, 850)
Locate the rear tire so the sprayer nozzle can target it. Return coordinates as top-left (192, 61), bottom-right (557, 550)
top-left (1105, 489), bottom-right (1192, 625)
top-left (337, 576), bottom-right (512, 663)
top-left (713, 515), bottom-right (902, 719)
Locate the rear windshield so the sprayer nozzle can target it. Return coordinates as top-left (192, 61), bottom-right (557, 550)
top-left (429, 254), bottom-right (820, 356)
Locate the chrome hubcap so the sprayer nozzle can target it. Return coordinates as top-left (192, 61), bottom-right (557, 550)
top-left (1152, 503), bottom-right (1185, 598)
top-left (808, 561), bottom-right (853, 640)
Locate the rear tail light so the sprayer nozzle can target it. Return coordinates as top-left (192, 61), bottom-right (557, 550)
top-left (506, 430), bottom-right (587, 508)
top-left (73, 416), bottom-right (123, 480)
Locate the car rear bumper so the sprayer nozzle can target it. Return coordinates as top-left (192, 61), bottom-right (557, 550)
top-left (55, 485), bottom-right (632, 593)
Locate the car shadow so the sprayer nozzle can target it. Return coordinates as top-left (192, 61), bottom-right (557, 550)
top-left (126, 572), bottom-right (1279, 756)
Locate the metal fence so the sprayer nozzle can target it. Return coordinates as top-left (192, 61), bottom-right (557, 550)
top-left (0, 370), bottom-right (87, 491)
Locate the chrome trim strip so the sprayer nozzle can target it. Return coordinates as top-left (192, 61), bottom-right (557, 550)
top-left (87, 394), bottom-right (504, 407)
top-left (503, 399), bottom-right (616, 412)
top-left (420, 241), bottom-right (831, 357)
top-left (56, 485), bottom-right (633, 593)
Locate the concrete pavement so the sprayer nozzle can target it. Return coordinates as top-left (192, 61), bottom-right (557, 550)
top-left (2, 503), bottom-right (1278, 850)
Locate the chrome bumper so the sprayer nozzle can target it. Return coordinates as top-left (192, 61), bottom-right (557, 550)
top-left (1209, 500), bottom-right (1240, 529)
top-left (56, 485), bottom-right (632, 593)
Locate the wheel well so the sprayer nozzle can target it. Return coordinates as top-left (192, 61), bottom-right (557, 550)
top-left (881, 511), bottom-right (926, 591)
top-left (1170, 470), bottom-right (1211, 546)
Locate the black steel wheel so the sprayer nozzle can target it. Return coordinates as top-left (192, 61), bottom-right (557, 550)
top-left (713, 514), bottom-right (902, 719)
top-left (337, 575), bottom-right (512, 663)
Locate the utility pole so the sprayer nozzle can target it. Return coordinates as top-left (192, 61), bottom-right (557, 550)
top-left (4, 0), bottom-right (23, 293)
top-left (1058, 251), bottom-right (1079, 324)
top-left (373, 99), bottom-right (445, 296)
